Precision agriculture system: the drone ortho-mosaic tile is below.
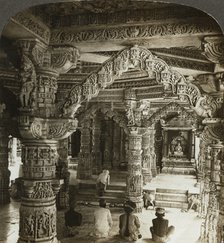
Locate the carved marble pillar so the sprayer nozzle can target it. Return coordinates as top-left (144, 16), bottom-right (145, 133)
top-left (217, 147), bottom-right (224, 243)
top-left (142, 131), bottom-right (152, 184)
top-left (92, 114), bottom-right (102, 175)
top-left (19, 139), bottom-right (59, 243)
top-left (149, 126), bottom-right (157, 177)
top-left (126, 129), bottom-right (143, 212)
top-left (0, 106), bottom-right (10, 204)
top-left (112, 122), bottom-right (121, 169)
top-left (56, 139), bottom-right (70, 209)
top-left (103, 118), bottom-right (113, 169)
top-left (199, 121), bottom-right (224, 243)
top-left (77, 119), bottom-right (92, 179)
top-left (17, 114), bottom-right (77, 243)
top-left (15, 38), bottom-right (80, 243)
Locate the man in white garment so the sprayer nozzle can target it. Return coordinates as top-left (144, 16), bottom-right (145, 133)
top-left (93, 199), bottom-right (113, 238)
top-left (96, 170), bottom-right (110, 196)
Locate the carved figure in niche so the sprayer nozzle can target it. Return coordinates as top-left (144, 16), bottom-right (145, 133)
top-left (37, 213), bottom-right (48, 238)
top-left (19, 54), bottom-right (36, 108)
top-left (170, 132), bottom-right (187, 157)
top-left (129, 175), bottom-right (141, 192)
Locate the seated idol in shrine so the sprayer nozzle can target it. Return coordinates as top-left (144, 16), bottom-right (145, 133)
top-left (173, 141), bottom-right (184, 156)
top-left (170, 132), bottom-right (187, 157)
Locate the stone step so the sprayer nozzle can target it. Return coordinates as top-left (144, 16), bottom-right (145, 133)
top-left (155, 200), bottom-right (188, 210)
top-left (156, 188), bottom-right (188, 195)
top-left (155, 193), bottom-right (187, 203)
top-left (162, 167), bottom-right (195, 175)
top-left (79, 182), bottom-right (126, 191)
top-left (77, 192), bottom-right (125, 204)
top-left (78, 189), bottom-right (126, 198)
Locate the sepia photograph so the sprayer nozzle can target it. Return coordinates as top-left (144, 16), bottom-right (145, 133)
top-left (0, 0), bottom-right (224, 242)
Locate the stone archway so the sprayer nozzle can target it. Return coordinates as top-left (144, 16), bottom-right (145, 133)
top-left (62, 45), bottom-right (219, 119)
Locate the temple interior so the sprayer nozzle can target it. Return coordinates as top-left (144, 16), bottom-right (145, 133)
top-left (0, 1), bottom-right (224, 242)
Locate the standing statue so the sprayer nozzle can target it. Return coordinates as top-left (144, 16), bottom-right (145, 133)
top-left (19, 54), bottom-right (36, 108)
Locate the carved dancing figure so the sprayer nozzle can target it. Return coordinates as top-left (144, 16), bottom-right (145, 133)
top-left (19, 54), bottom-right (36, 108)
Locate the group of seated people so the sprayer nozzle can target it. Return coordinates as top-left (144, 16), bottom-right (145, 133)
top-left (65, 199), bottom-right (175, 242)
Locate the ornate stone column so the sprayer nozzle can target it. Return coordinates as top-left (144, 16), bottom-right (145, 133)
top-left (199, 121), bottom-right (224, 243)
top-left (0, 103), bottom-right (10, 204)
top-left (92, 113), bottom-right (102, 175)
top-left (103, 118), bottom-right (113, 169)
top-left (149, 125), bottom-right (157, 177)
top-left (112, 122), bottom-right (121, 169)
top-left (77, 119), bottom-right (92, 179)
top-left (56, 139), bottom-right (70, 209)
top-left (126, 129), bottom-right (143, 212)
top-left (217, 147), bottom-right (224, 243)
top-left (18, 114), bottom-right (78, 243)
top-left (15, 38), bottom-right (80, 243)
top-left (142, 131), bottom-right (152, 184)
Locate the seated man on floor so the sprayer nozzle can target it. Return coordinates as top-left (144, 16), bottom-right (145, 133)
top-left (64, 202), bottom-right (82, 237)
top-left (119, 200), bottom-right (142, 241)
top-left (150, 208), bottom-right (175, 243)
top-left (93, 199), bottom-right (113, 238)
top-left (143, 190), bottom-right (155, 210)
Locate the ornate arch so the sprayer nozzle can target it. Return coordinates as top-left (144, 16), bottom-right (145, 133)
top-left (143, 102), bottom-right (198, 127)
top-left (78, 104), bottom-right (128, 134)
top-left (62, 45), bottom-right (218, 118)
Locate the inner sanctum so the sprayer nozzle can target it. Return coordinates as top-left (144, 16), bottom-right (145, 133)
top-left (0, 1), bottom-right (224, 243)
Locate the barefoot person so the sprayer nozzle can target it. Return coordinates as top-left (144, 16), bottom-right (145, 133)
top-left (150, 207), bottom-right (175, 242)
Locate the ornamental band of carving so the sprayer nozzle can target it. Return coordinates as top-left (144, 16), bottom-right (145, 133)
top-left (51, 20), bottom-right (220, 44)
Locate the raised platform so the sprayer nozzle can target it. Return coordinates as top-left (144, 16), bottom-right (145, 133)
top-left (162, 157), bottom-right (196, 175)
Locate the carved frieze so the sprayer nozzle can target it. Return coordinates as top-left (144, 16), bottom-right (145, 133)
top-left (50, 21), bottom-right (219, 44)
top-left (28, 181), bottom-right (55, 199)
top-left (19, 204), bottom-right (56, 240)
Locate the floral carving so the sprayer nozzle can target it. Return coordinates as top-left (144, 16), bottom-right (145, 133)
top-left (50, 21), bottom-right (219, 44)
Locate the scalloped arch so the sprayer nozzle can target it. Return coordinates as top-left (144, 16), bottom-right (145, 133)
top-left (143, 102), bottom-right (198, 127)
top-left (63, 45), bottom-right (217, 118)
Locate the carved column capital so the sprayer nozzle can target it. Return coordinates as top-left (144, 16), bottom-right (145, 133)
top-left (18, 115), bottom-right (78, 140)
top-left (203, 36), bottom-right (224, 64)
top-left (16, 38), bottom-right (80, 73)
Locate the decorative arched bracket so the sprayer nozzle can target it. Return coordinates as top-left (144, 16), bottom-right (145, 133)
top-left (62, 45), bottom-right (218, 119)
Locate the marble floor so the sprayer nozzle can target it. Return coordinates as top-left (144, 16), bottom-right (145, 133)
top-left (0, 200), bottom-right (203, 243)
top-left (0, 173), bottom-right (203, 243)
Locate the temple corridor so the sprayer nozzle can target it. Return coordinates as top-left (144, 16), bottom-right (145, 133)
top-left (1, 1), bottom-right (224, 242)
